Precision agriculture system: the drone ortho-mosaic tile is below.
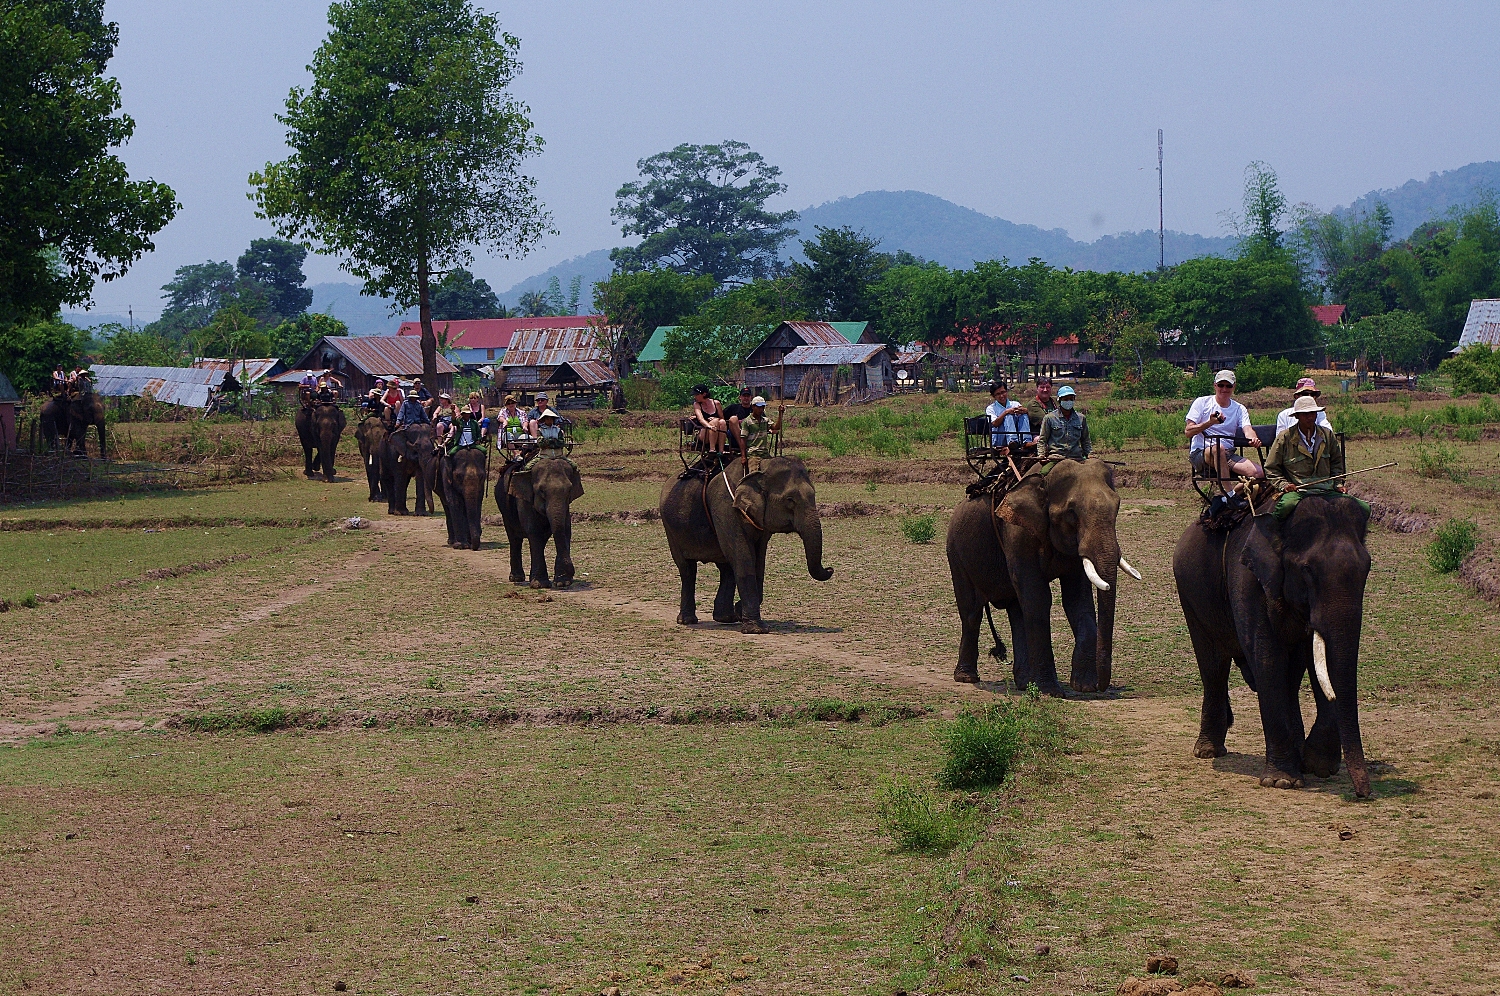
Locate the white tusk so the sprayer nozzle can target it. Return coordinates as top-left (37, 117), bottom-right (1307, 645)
top-left (1312, 632), bottom-right (1336, 701)
top-left (368, 454), bottom-right (373, 465)
top-left (1082, 557), bottom-right (1111, 591)
top-left (1119, 556), bottom-right (1142, 580)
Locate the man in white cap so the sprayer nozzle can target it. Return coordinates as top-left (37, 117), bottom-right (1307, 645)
top-left (1264, 394), bottom-right (1365, 520)
top-left (524, 392), bottom-right (550, 437)
top-left (739, 396), bottom-right (780, 464)
top-left (1275, 377), bottom-right (1333, 437)
top-left (1185, 369), bottom-right (1262, 483)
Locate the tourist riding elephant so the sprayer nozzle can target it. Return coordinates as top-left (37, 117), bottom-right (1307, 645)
top-left (946, 458), bottom-right (1139, 694)
top-left (354, 415), bottom-right (388, 502)
top-left (497, 456), bottom-right (583, 587)
top-left (295, 402), bottom-right (346, 482)
top-left (381, 424), bottom-right (438, 515)
top-left (659, 457), bottom-right (833, 634)
top-left (442, 447), bottom-right (489, 550)
top-left (1173, 495), bottom-right (1373, 797)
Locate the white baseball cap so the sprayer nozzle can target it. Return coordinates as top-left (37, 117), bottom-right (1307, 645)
top-left (751, 396), bottom-right (767, 406)
top-left (1214, 369), bottom-right (1236, 386)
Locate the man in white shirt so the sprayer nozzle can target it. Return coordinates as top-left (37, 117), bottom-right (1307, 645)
top-left (985, 382), bottom-right (1030, 454)
top-left (1185, 369), bottom-right (1263, 481)
top-left (1275, 377), bottom-right (1333, 437)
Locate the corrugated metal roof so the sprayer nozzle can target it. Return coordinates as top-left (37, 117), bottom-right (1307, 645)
top-left (1456, 299), bottom-right (1500, 351)
top-left (894, 348), bottom-right (945, 365)
top-left (297, 336), bottom-right (456, 376)
top-left (190, 357), bottom-right (284, 382)
top-left (782, 321), bottom-right (850, 347)
top-left (828, 322), bottom-right (870, 343)
top-left (1310, 304), bottom-right (1346, 327)
top-left (397, 315), bottom-right (604, 350)
top-left (782, 344), bottom-right (889, 366)
top-left (546, 359), bottom-right (616, 387)
top-left (0, 368), bottom-right (19, 403)
top-left (501, 327), bottom-right (605, 367)
top-left (89, 364), bottom-right (223, 408)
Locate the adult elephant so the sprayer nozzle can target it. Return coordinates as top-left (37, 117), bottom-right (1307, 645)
top-left (62, 392), bottom-right (107, 458)
top-left (381, 424), bottom-right (438, 515)
top-left (946, 458), bottom-right (1140, 694)
top-left (659, 457), bottom-right (833, 634)
top-left (1173, 495), bottom-right (1373, 797)
top-left (354, 415), bottom-right (388, 502)
top-left (38, 395), bottom-right (67, 452)
top-left (497, 455), bottom-right (583, 587)
top-left (442, 447), bottom-right (489, 550)
top-left (294, 402), bottom-right (346, 482)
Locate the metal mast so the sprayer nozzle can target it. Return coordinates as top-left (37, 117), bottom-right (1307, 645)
top-left (1157, 129), bottom-right (1165, 271)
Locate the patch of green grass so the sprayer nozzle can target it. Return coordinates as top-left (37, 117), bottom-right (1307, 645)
top-left (1427, 518), bottom-right (1479, 573)
top-left (1415, 442), bottom-right (1466, 482)
top-left (180, 707), bottom-right (296, 733)
top-left (900, 513), bottom-right (937, 544)
top-left (877, 783), bottom-right (969, 852)
top-left (938, 691), bottom-right (1064, 791)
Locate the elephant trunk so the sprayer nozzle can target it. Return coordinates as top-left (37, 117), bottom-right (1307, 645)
top-left (795, 507), bottom-right (833, 582)
top-left (1081, 534), bottom-right (1121, 691)
top-left (1311, 603), bottom-right (1370, 797)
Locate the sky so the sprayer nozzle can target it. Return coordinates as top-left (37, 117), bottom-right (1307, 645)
top-left (86, 0), bottom-right (1500, 320)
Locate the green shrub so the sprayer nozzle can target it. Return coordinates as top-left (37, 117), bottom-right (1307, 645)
top-left (1090, 409), bottom-right (1185, 451)
top-left (1439, 344), bottom-right (1500, 395)
top-left (1415, 442), bottom-right (1465, 482)
top-left (938, 693), bottom-right (1063, 791)
top-left (900, 513), bottom-right (937, 544)
top-left (1110, 360), bottom-right (1184, 400)
top-left (876, 783), bottom-right (965, 851)
top-left (620, 376), bottom-right (660, 410)
top-left (1183, 364), bottom-right (1215, 397)
top-left (18, 591), bottom-right (39, 609)
top-left (1427, 518), bottom-right (1479, 573)
top-left (1235, 354), bottom-right (1305, 393)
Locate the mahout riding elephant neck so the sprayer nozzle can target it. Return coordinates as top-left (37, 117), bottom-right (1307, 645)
top-left (1173, 494), bottom-right (1373, 797)
top-left (947, 458), bottom-right (1140, 694)
top-left (659, 456), bottom-right (832, 635)
top-left (497, 455), bottom-right (584, 587)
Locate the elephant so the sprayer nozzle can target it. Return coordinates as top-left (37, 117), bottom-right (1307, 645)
top-left (946, 458), bottom-right (1140, 694)
top-left (38, 395), bottom-right (67, 452)
top-left (66, 392), bottom-right (107, 459)
top-left (1172, 494), bottom-right (1373, 798)
top-left (354, 415), bottom-right (388, 502)
top-left (442, 447), bottom-right (489, 550)
top-left (381, 423), bottom-right (438, 515)
top-left (658, 456), bottom-right (833, 634)
top-left (294, 402), bottom-right (346, 482)
top-left (497, 455), bottom-right (583, 587)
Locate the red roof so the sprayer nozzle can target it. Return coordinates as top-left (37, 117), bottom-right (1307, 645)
top-left (1311, 304), bottom-right (1346, 326)
top-left (396, 315), bottom-right (603, 351)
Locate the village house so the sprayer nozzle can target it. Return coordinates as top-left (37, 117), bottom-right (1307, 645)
top-left (496, 325), bottom-right (615, 406)
top-left (396, 315), bottom-right (603, 369)
top-left (1453, 299), bottom-right (1500, 353)
top-left (635, 320), bottom-right (877, 374)
top-left (892, 345), bottom-right (948, 390)
top-left (743, 341), bottom-right (898, 402)
top-left (269, 335), bottom-right (455, 399)
top-left (0, 368), bottom-right (19, 453)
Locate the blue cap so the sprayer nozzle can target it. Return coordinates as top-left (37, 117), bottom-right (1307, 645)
top-left (1057, 385), bottom-right (1076, 399)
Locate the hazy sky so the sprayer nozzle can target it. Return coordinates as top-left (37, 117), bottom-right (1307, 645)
top-left (89, 0), bottom-right (1500, 319)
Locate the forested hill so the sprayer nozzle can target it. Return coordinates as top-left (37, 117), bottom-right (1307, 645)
top-left (1336, 161), bottom-right (1500, 240)
top-left (789, 190), bottom-right (1237, 271)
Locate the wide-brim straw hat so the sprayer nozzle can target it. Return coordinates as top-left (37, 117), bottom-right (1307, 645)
top-left (1291, 395), bottom-right (1324, 414)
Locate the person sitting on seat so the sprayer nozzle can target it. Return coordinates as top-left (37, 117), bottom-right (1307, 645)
top-left (498, 395), bottom-right (528, 456)
top-left (524, 392), bottom-right (550, 436)
top-left (691, 385), bottom-right (730, 454)
top-left (1038, 386), bottom-right (1091, 461)
top-left (381, 379), bottom-right (405, 415)
top-left (1026, 375), bottom-right (1056, 437)
top-left (393, 391), bottom-right (430, 432)
top-left (536, 409), bottom-right (565, 450)
top-left (447, 402), bottom-right (485, 454)
top-left (1264, 395), bottom-right (1363, 520)
top-left (740, 396), bottom-right (779, 464)
top-left (1185, 370), bottom-right (1262, 484)
top-left (985, 381), bottom-right (1031, 457)
top-left (52, 367), bottom-right (67, 393)
top-left (432, 392), bottom-right (456, 446)
top-left (1275, 377), bottom-right (1332, 437)
top-left (409, 377), bottom-right (432, 412)
top-left (723, 386), bottom-right (755, 452)
top-left (362, 387), bottom-right (384, 418)
top-left (314, 376), bottom-right (336, 403)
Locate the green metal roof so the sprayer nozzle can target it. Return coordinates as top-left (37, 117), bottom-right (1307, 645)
top-left (829, 322), bottom-right (868, 342)
top-left (0, 368), bottom-right (19, 403)
top-left (636, 326), bottom-right (676, 364)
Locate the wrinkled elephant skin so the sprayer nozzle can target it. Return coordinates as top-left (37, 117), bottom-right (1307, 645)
top-left (497, 456), bottom-right (583, 587)
top-left (659, 457), bottom-right (832, 634)
top-left (354, 416), bottom-right (388, 501)
top-left (381, 424), bottom-right (438, 515)
top-left (1173, 496), bottom-right (1374, 797)
top-left (442, 448), bottom-right (489, 550)
top-left (295, 403), bottom-right (346, 482)
top-left (946, 458), bottom-right (1125, 694)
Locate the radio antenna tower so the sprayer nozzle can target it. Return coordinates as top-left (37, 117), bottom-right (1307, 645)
top-left (1157, 129), bottom-right (1165, 271)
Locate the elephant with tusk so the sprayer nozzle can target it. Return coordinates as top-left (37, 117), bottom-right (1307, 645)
top-left (947, 458), bottom-right (1137, 694)
top-left (1172, 494), bottom-right (1373, 797)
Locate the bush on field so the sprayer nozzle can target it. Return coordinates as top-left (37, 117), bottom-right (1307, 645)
top-left (900, 513), bottom-right (937, 544)
top-left (1184, 364), bottom-right (1215, 398)
top-left (938, 692), bottom-right (1063, 791)
top-left (1110, 359), bottom-right (1186, 400)
top-left (1332, 396), bottom-right (1500, 438)
top-left (620, 376), bottom-right (660, 410)
top-left (1428, 518), bottom-right (1479, 573)
top-left (810, 400), bottom-right (965, 457)
top-left (1439, 344), bottom-right (1500, 395)
top-left (1090, 409), bottom-right (1184, 451)
top-left (1234, 354), bottom-right (1305, 393)
top-left (1415, 442), bottom-right (1465, 482)
top-left (877, 783), bottom-right (967, 852)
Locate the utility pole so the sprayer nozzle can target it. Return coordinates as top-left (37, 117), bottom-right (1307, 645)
top-left (1157, 129), bottom-right (1165, 272)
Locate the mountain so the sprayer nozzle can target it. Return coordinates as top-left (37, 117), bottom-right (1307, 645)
top-left (1335, 161), bottom-right (1500, 240)
top-left (309, 282), bottom-right (415, 335)
top-left (495, 249), bottom-right (615, 310)
top-left (790, 190), bottom-right (1236, 270)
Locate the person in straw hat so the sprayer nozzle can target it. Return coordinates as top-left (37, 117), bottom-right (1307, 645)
top-left (1263, 394), bottom-right (1366, 520)
top-left (1275, 377), bottom-right (1333, 437)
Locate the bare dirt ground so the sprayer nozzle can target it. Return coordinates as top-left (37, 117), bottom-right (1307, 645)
top-left (3, 398), bottom-right (1499, 994)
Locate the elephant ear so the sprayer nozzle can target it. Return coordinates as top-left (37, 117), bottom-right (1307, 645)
top-left (1239, 517), bottom-right (1285, 605)
top-left (995, 479), bottom-right (1048, 545)
top-left (567, 463), bottom-right (584, 502)
top-left (507, 468), bottom-right (534, 503)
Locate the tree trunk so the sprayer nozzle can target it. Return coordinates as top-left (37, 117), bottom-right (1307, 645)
top-left (418, 240), bottom-right (438, 387)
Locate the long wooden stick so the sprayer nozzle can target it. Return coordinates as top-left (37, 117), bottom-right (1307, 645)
top-left (1286, 462), bottom-right (1397, 492)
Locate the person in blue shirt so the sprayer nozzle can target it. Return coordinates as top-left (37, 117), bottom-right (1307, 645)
top-left (985, 382), bottom-right (1031, 455)
top-left (393, 392), bottom-right (431, 431)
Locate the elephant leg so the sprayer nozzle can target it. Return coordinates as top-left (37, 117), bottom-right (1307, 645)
top-left (1304, 659), bottom-right (1342, 779)
top-left (712, 563), bottom-right (739, 623)
top-left (1005, 603), bottom-right (1030, 689)
top-left (466, 497), bottom-right (483, 551)
top-left (734, 544), bottom-right (767, 635)
top-left (552, 532), bottom-right (575, 588)
top-left (675, 558), bottom-right (699, 625)
top-left (527, 531), bottom-right (552, 588)
top-left (503, 514), bottom-right (526, 582)
top-left (1059, 571), bottom-right (1101, 693)
top-left (96, 422), bottom-right (107, 461)
top-left (1252, 651), bottom-right (1306, 789)
top-left (950, 574), bottom-right (985, 684)
top-left (1184, 612), bottom-right (1232, 759)
top-left (323, 445), bottom-right (336, 482)
top-left (1014, 576), bottom-right (1062, 696)
top-left (303, 441), bottom-right (316, 478)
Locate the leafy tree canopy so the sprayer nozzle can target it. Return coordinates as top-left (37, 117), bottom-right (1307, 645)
top-left (1155, 254), bottom-right (1319, 359)
top-left (250, 0), bottom-right (551, 384)
top-left (0, 0), bottom-right (178, 325)
top-left (191, 304), bottom-right (271, 361)
top-left (95, 324), bottom-right (184, 366)
top-left (610, 140), bottom-right (798, 285)
top-left (659, 278), bottom-right (805, 404)
top-left (1440, 344), bottom-right (1500, 395)
top-left (794, 226), bottom-right (890, 322)
top-left (593, 269), bottom-right (715, 374)
top-left (431, 267), bottom-right (505, 320)
top-left (0, 318), bottom-right (88, 393)
top-left (237, 238), bottom-right (313, 319)
top-left (267, 312), bottom-right (348, 365)
top-left (1326, 309), bottom-right (1438, 372)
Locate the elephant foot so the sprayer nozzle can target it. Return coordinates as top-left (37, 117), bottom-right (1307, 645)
top-left (739, 618), bottom-right (769, 635)
top-left (953, 665), bottom-right (980, 684)
top-left (529, 579), bottom-right (551, 590)
top-left (1069, 678), bottom-right (1100, 694)
top-left (676, 613), bottom-right (698, 626)
top-left (712, 612), bottom-right (740, 624)
top-left (554, 579), bottom-right (573, 589)
top-left (1033, 682), bottom-right (1067, 699)
top-left (1193, 736), bottom-right (1227, 759)
top-left (1259, 767), bottom-right (1304, 790)
top-left (510, 574), bottom-right (527, 584)
top-left (1303, 727), bottom-right (1341, 778)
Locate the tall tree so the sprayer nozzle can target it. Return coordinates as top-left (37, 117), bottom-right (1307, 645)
top-left (517, 289), bottom-right (550, 317)
top-left (593, 269), bottom-right (716, 376)
top-left (430, 267), bottom-right (504, 320)
top-left (236, 238), bottom-right (313, 319)
top-left (794, 226), bottom-right (889, 322)
top-left (0, 318), bottom-right (88, 393)
top-left (1232, 161), bottom-right (1289, 260)
top-left (150, 261), bottom-right (237, 342)
top-left (267, 312), bottom-right (349, 365)
top-left (95, 324), bottom-right (184, 366)
top-left (0, 0), bottom-right (178, 325)
top-left (250, 0), bottom-right (551, 385)
top-left (610, 140), bottom-right (798, 285)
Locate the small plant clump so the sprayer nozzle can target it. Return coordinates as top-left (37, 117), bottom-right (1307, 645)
top-left (900, 513), bottom-right (937, 544)
top-left (876, 783), bottom-right (967, 852)
top-left (938, 690), bottom-right (1062, 791)
top-left (1427, 518), bottom-right (1480, 573)
top-left (1415, 442), bottom-right (1465, 483)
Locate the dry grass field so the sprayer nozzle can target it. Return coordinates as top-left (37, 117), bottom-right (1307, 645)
top-left (2, 388), bottom-right (1498, 995)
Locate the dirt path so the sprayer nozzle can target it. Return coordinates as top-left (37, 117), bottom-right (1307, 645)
top-left (0, 549), bottom-right (382, 741)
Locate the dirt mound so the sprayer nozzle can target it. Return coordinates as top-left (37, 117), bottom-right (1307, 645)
top-left (1117, 979), bottom-right (1222, 996)
top-left (1460, 541), bottom-right (1500, 604)
top-left (1354, 389), bottom-right (1446, 404)
top-left (1346, 483), bottom-right (1432, 533)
